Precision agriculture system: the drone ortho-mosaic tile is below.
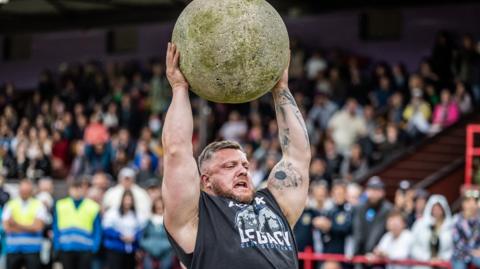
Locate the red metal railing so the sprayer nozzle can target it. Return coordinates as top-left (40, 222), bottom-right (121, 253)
top-left (299, 247), bottom-right (451, 269)
top-left (466, 124), bottom-right (480, 186)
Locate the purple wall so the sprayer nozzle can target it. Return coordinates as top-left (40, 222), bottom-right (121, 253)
top-left (1, 3), bottom-right (480, 89)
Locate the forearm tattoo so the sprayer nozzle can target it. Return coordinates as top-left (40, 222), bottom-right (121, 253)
top-left (273, 88), bottom-right (310, 150)
top-left (269, 160), bottom-right (303, 190)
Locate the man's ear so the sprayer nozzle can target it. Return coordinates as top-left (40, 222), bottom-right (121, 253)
top-left (201, 174), bottom-right (211, 189)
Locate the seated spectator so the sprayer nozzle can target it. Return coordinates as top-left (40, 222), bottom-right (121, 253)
top-left (403, 88), bottom-right (431, 137)
top-left (372, 210), bottom-right (413, 269)
top-left (307, 93), bottom-right (338, 134)
top-left (371, 76), bottom-right (393, 113)
top-left (411, 195), bottom-right (453, 269)
top-left (69, 141), bottom-right (91, 178)
top-left (219, 111), bottom-right (247, 142)
top-left (310, 158), bottom-right (331, 185)
top-left (452, 187), bottom-right (480, 269)
top-left (322, 139), bottom-right (343, 180)
top-left (103, 167), bottom-right (152, 222)
top-left (305, 51), bottom-right (328, 80)
top-left (387, 92), bottom-right (405, 125)
top-left (103, 190), bottom-right (145, 269)
top-left (85, 142), bottom-right (114, 175)
top-left (140, 198), bottom-right (173, 269)
top-left (340, 143), bottom-right (368, 181)
top-left (328, 99), bottom-right (367, 155)
top-left (454, 82), bottom-right (473, 114)
top-left (430, 89), bottom-right (460, 133)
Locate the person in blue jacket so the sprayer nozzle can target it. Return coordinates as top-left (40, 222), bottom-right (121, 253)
top-left (52, 180), bottom-right (102, 269)
top-left (103, 189), bottom-right (145, 269)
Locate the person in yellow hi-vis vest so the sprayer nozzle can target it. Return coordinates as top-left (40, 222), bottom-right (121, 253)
top-left (1, 179), bottom-right (49, 269)
top-left (53, 180), bottom-right (101, 269)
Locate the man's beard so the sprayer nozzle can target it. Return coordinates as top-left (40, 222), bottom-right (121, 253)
top-left (211, 181), bottom-right (255, 204)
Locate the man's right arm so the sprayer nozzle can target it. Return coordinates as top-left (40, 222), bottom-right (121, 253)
top-left (162, 42), bottom-right (200, 254)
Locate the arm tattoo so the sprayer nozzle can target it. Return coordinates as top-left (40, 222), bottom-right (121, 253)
top-left (274, 88), bottom-right (310, 147)
top-left (269, 160), bottom-right (304, 190)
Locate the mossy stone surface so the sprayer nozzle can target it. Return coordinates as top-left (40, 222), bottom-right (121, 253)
top-left (172, 0), bottom-right (290, 104)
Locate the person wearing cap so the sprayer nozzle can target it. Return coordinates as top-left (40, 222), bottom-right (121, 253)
top-left (353, 176), bottom-right (392, 256)
top-left (52, 180), bottom-right (102, 269)
top-left (2, 179), bottom-right (49, 269)
top-left (451, 187), bottom-right (480, 269)
top-left (102, 167), bottom-right (151, 222)
top-left (394, 180), bottom-right (415, 226)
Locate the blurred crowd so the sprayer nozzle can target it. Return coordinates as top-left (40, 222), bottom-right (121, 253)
top-left (295, 176), bottom-right (480, 269)
top-left (0, 29), bottom-right (478, 269)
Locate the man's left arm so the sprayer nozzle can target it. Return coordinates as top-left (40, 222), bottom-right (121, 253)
top-left (267, 67), bottom-right (311, 228)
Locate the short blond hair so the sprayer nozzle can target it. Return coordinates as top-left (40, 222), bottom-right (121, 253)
top-left (198, 140), bottom-right (245, 171)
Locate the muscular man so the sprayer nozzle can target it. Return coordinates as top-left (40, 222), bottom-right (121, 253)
top-left (162, 42), bottom-right (311, 268)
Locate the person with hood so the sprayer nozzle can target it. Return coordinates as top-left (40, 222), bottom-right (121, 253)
top-left (411, 195), bottom-right (453, 269)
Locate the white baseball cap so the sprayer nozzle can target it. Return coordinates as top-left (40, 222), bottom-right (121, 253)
top-left (118, 167), bottom-right (136, 181)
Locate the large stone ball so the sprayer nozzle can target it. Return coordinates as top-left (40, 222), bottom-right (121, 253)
top-left (172, 0), bottom-right (290, 104)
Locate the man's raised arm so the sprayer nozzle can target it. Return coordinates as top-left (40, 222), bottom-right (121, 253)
top-left (267, 66), bottom-right (311, 228)
top-left (162, 43), bottom-right (200, 253)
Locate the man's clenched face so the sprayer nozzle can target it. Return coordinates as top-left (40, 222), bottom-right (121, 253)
top-left (201, 148), bottom-right (255, 204)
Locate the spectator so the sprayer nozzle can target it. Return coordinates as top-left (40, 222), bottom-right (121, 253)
top-left (328, 99), bottom-right (367, 155)
top-left (318, 180), bottom-right (353, 255)
top-left (219, 111), bottom-right (248, 142)
top-left (322, 139), bottom-right (343, 180)
top-left (140, 198), bottom-right (173, 269)
top-left (451, 187), bottom-right (480, 269)
top-left (373, 210), bottom-right (413, 269)
top-left (69, 141), bottom-right (91, 178)
top-left (310, 158), bottom-right (331, 185)
top-left (85, 142), bottom-right (114, 174)
top-left (305, 51), bottom-right (328, 80)
top-left (393, 180), bottom-right (414, 218)
top-left (307, 93), bottom-right (338, 134)
top-left (403, 88), bottom-right (431, 137)
top-left (387, 92), bottom-right (405, 125)
top-left (340, 143), bottom-right (368, 181)
top-left (454, 34), bottom-right (479, 85)
top-left (430, 89), bottom-right (460, 133)
top-left (2, 179), bottom-right (49, 269)
top-left (407, 189), bottom-right (430, 228)
top-left (346, 183), bottom-right (362, 207)
top-left (149, 62), bottom-right (171, 115)
top-left (371, 76), bottom-right (394, 112)
top-left (411, 195), bottom-right (453, 269)
top-left (103, 167), bottom-right (152, 221)
top-left (454, 82), bottom-right (473, 114)
top-left (0, 176), bottom-right (10, 208)
top-left (53, 181), bottom-right (102, 269)
top-left (103, 190), bottom-right (145, 269)
top-left (353, 176), bottom-right (392, 255)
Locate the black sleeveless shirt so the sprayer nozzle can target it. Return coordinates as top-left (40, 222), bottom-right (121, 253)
top-left (166, 188), bottom-right (299, 269)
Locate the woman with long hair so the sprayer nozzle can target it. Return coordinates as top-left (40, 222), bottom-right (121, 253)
top-left (103, 190), bottom-right (145, 269)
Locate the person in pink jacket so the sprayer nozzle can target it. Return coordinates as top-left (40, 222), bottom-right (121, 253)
top-left (431, 89), bottom-right (460, 133)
